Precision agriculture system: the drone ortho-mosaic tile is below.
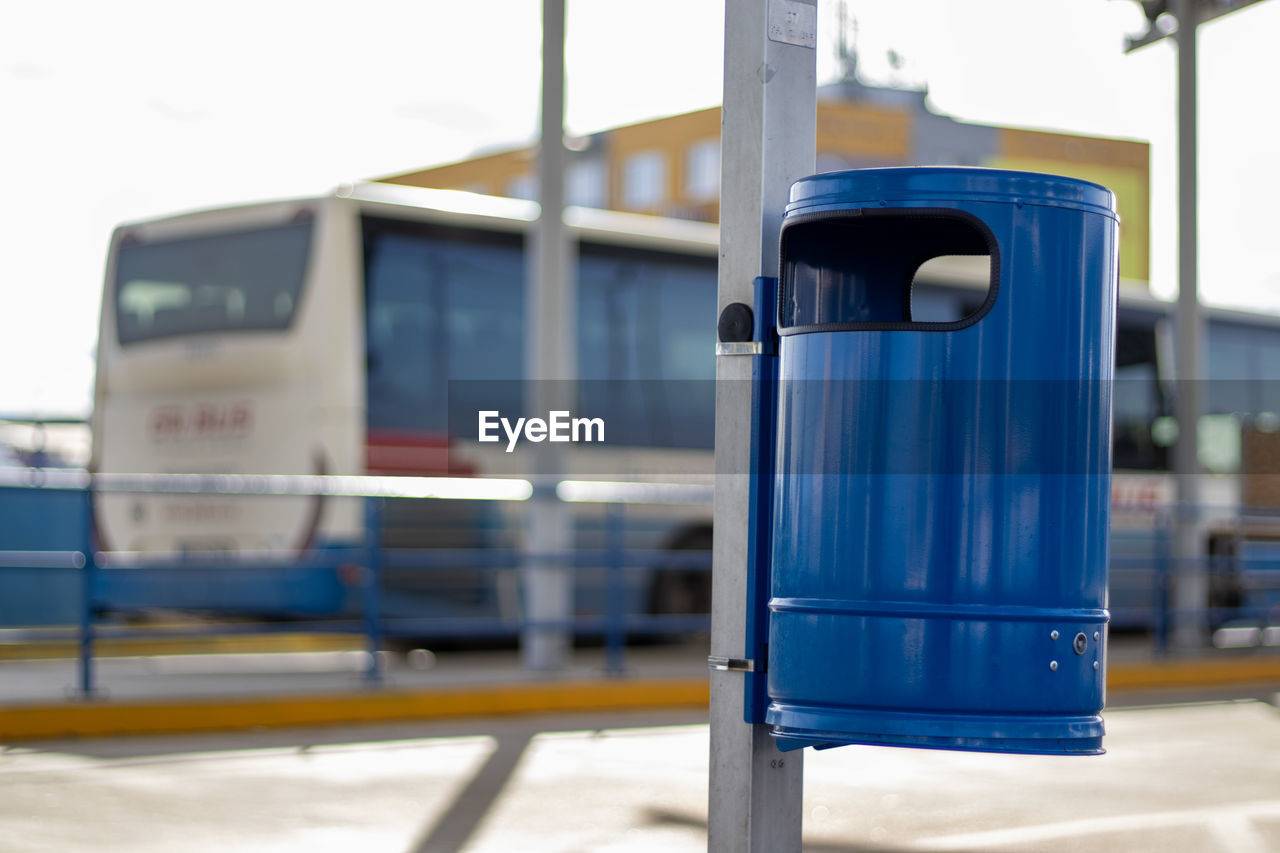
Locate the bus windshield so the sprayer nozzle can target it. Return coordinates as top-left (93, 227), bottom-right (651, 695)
top-left (114, 220), bottom-right (313, 345)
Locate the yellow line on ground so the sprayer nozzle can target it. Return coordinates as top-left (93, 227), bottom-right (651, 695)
top-left (4, 658), bottom-right (1280, 743)
top-left (0, 633), bottom-right (360, 661)
top-left (0, 679), bottom-right (712, 742)
top-left (1108, 657), bottom-right (1280, 691)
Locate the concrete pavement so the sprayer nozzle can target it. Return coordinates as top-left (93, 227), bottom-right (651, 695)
top-left (3, 699), bottom-right (1280, 852)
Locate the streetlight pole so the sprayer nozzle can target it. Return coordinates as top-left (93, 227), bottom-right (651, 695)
top-left (523, 0), bottom-right (575, 670)
top-left (1171, 0), bottom-right (1205, 650)
top-left (1124, 0), bottom-right (1265, 648)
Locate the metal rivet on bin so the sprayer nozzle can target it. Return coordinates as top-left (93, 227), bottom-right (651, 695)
top-left (1094, 632), bottom-right (1100, 642)
top-left (1050, 660), bottom-right (1058, 671)
top-left (1094, 661), bottom-right (1099, 671)
top-left (1050, 630), bottom-right (1059, 641)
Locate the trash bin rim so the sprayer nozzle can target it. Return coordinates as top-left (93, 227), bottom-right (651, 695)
top-left (786, 166), bottom-right (1119, 221)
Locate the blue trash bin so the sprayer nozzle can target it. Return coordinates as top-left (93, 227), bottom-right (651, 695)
top-left (764, 167), bottom-right (1118, 755)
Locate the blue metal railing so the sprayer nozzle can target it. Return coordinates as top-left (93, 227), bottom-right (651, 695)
top-left (0, 471), bottom-right (714, 696)
top-left (6, 470), bottom-right (1280, 698)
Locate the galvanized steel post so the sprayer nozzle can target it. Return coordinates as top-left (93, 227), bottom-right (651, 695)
top-left (709, 2), bottom-right (815, 850)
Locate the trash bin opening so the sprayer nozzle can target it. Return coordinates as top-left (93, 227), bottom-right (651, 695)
top-left (778, 208), bottom-right (998, 334)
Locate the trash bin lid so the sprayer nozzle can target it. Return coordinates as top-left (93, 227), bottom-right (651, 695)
top-left (786, 167), bottom-right (1117, 220)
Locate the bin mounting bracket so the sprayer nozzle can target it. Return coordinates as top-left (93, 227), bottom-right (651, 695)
top-left (708, 656), bottom-right (757, 673)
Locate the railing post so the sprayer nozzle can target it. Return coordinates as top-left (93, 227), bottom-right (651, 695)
top-left (1155, 506), bottom-right (1173, 656)
top-left (604, 501), bottom-right (626, 676)
top-left (78, 483), bottom-right (98, 698)
top-left (362, 496), bottom-right (384, 685)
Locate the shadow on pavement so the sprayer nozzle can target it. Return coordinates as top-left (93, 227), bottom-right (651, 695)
top-left (409, 731), bottom-right (532, 853)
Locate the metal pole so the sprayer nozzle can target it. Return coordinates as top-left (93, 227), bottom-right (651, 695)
top-left (604, 501), bottom-right (626, 676)
top-left (1171, 0), bottom-right (1206, 650)
top-left (78, 485), bottom-right (97, 698)
top-left (709, 2), bottom-right (815, 850)
top-left (362, 496), bottom-right (384, 685)
top-left (522, 0), bottom-right (575, 671)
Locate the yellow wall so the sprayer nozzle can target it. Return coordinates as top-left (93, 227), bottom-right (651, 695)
top-left (990, 128), bottom-right (1150, 285)
top-left (377, 107), bottom-right (1151, 288)
top-left (816, 100), bottom-right (912, 163)
top-left (377, 148), bottom-right (535, 197)
top-left (608, 107), bottom-right (722, 218)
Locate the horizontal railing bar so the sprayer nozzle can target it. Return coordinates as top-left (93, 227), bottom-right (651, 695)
top-left (75, 548), bottom-right (713, 572)
top-left (0, 469), bottom-right (719, 506)
top-left (0, 551), bottom-right (85, 569)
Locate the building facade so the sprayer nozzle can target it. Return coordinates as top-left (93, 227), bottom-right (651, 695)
top-left (379, 79), bottom-right (1149, 286)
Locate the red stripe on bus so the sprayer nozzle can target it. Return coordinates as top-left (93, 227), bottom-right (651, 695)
top-left (365, 430), bottom-right (474, 476)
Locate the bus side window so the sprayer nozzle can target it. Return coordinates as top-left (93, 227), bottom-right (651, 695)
top-left (1208, 319), bottom-right (1280, 415)
top-left (577, 245), bottom-right (716, 449)
top-left (362, 217), bottom-right (525, 435)
top-left (1113, 322), bottom-right (1168, 471)
top-left (363, 232), bottom-right (444, 431)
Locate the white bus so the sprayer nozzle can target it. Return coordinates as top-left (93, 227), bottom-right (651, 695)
top-left (92, 183), bottom-right (731, 622)
top-left (92, 182), bottom-right (1280, 629)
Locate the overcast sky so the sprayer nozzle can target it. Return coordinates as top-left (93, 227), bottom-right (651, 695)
top-left (3, 0), bottom-right (1279, 417)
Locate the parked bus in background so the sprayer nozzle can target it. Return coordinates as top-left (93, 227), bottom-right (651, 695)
top-left (92, 182), bottom-right (1280, 631)
top-left (93, 183), bottom-right (728, 625)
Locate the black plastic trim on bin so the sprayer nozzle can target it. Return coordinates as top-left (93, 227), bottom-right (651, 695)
top-left (777, 207), bottom-right (1001, 335)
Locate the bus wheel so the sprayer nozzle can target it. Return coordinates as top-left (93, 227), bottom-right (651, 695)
top-left (649, 570), bottom-right (711, 615)
top-left (647, 527), bottom-right (713, 624)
